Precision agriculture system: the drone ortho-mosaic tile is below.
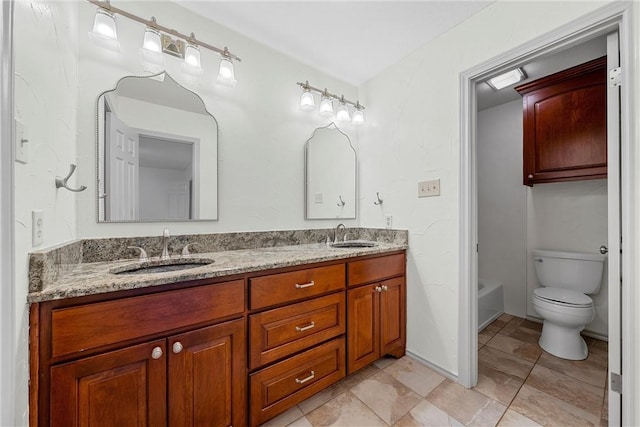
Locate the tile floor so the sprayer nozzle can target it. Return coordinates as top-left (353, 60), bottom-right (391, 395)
top-left (260, 314), bottom-right (609, 426)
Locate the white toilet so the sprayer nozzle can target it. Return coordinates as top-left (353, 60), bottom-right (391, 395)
top-left (531, 249), bottom-right (605, 360)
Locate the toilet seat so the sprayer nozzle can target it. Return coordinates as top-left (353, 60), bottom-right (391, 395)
top-left (533, 287), bottom-right (592, 308)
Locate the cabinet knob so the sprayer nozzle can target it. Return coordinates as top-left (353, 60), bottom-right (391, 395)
top-left (375, 286), bottom-right (382, 293)
top-left (381, 285), bottom-right (388, 292)
top-left (528, 174), bottom-right (534, 179)
top-left (172, 341), bottom-right (184, 354)
top-left (151, 346), bottom-right (163, 360)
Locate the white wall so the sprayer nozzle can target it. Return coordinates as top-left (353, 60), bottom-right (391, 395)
top-left (357, 1), bottom-right (612, 375)
top-left (13, 1), bottom-right (79, 424)
top-left (477, 100), bottom-right (527, 317)
top-left (75, 0), bottom-right (360, 239)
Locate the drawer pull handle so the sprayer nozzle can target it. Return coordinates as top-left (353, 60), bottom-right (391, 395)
top-left (295, 321), bottom-right (315, 332)
top-left (172, 341), bottom-right (183, 354)
top-left (151, 346), bottom-right (163, 360)
top-left (295, 281), bottom-right (315, 289)
top-left (294, 370), bottom-right (315, 384)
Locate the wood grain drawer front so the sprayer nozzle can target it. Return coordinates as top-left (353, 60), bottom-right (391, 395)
top-left (249, 264), bottom-right (345, 310)
top-left (348, 253), bottom-right (405, 286)
top-left (249, 293), bottom-right (345, 368)
top-left (51, 280), bottom-right (244, 360)
top-left (250, 338), bottom-right (345, 426)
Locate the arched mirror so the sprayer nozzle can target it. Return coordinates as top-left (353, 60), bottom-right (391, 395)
top-left (96, 72), bottom-right (218, 222)
top-left (305, 123), bottom-right (357, 219)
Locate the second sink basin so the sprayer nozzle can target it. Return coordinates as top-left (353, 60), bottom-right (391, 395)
top-left (111, 258), bottom-right (214, 275)
top-left (330, 240), bottom-right (378, 248)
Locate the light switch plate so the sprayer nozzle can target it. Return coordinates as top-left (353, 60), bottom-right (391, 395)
top-left (15, 120), bottom-right (28, 164)
top-left (385, 215), bottom-right (393, 229)
top-left (418, 179), bottom-right (440, 197)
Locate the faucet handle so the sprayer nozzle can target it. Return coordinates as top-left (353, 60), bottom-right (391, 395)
top-left (163, 228), bottom-right (170, 237)
top-left (181, 243), bottom-right (198, 257)
top-left (343, 233), bottom-right (350, 242)
top-left (127, 246), bottom-right (149, 261)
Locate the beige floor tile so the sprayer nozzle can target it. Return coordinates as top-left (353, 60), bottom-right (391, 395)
top-left (487, 334), bottom-right (542, 363)
top-left (497, 409), bottom-right (542, 426)
top-left (475, 363), bottom-right (525, 405)
top-left (350, 370), bottom-right (422, 425)
top-left (479, 346), bottom-right (535, 380)
top-left (499, 323), bottom-right (541, 345)
top-left (260, 405), bottom-right (304, 427)
top-left (525, 364), bottom-right (604, 418)
top-left (520, 319), bottom-right (543, 332)
top-left (287, 417), bottom-right (312, 427)
top-left (499, 314), bottom-right (515, 322)
top-left (500, 318), bottom-right (525, 336)
top-left (374, 356), bottom-right (398, 369)
top-left (427, 379), bottom-right (507, 426)
top-left (479, 332), bottom-right (492, 347)
top-left (393, 399), bottom-right (464, 427)
top-left (510, 384), bottom-right (600, 426)
top-left (601, 388), bottom-right (609, 423)
top-left (537, 351), bottom-right (607, 388)
top-left (305, 391), bottom-right (387, 427)
top-left (482, 319), bottom-right (508, 336)
top-left (383, 356), bottom-right (446, 397)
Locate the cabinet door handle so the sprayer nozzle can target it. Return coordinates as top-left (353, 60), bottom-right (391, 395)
top-left (294, 370), bottom-right (315, 384)
top-left (528, 174), bottom-right (534, 179)
top-left (375, 286), bottom-right (382, 293)
top-left (172, 341), bottom-right (184, 354)
top-left (151, 346), bottom-right (163, 360)
top-left (295, 281), bottom-right (315, 289)
top-left (295, 321), bottom-right (315, 332)
top-left (381, 285), bottom-right (388, 291)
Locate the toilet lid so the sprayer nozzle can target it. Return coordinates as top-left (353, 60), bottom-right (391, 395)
top-left (533, 287), bottom-right (593, 307)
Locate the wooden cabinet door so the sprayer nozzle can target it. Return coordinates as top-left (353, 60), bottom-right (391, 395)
top-left (347, 284), bottom-right (380, 374)
top-left (168, 319), bottom-right (246, 427)
top-left (380, 277), bottom-right (406, 357)
top-left (50, 340), bottom-right (167, 427)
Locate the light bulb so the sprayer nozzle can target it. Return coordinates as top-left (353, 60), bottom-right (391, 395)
top-left (336, 102), bottom-right (350, 123)
top-left (182, 43), bottom-right (202, 76)
top-left (143, 27), bottom-right (162, 53)
top-left (319, 96), bottom-right (333, 117)
top-left (352, 108), bottom-right (365, 126)
top-left (88, 9), bottom-right (120, 51)
top-left (217, 57), bottom-right (237, 87)
top-left (300, 89), bottom-right (315, 112)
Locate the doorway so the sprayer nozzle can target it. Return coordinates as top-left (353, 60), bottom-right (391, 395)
top-left (459, 4), bottom-right (633, 425)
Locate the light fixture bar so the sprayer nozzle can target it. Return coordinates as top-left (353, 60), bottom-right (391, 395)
top-left (87, 0), bottom-right (241, 62)
top-left (296, 81), bottom-right (364, 110)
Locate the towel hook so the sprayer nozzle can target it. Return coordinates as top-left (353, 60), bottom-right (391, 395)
top-left (55, 163), bottom-right (87, 192)
top-left (337, 196), bottom-right (346, 207)
top-left (374, 192), bottom-right (383, 205)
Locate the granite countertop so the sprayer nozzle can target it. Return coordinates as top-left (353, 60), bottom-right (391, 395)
top-left (28, 241), bottom-right (407, 303)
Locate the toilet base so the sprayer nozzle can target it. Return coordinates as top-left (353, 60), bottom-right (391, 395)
top-left (538, 321), bottom-right (588, 360)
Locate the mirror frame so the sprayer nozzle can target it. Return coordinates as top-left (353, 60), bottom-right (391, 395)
top-left (95, 72), bottom-right (219, 223)
top-left (304, 122), bottom-right (357, 220)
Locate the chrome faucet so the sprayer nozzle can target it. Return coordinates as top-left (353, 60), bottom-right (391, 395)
top-left (334, 223), bottom-right (346, 243)
top-left (161, 228), bottom-right (170, 259)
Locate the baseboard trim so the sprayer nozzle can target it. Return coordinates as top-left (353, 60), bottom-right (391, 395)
top-left (405, 350), bottom-right (459, 383)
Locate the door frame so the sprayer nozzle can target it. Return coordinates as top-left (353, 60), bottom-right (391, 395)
top-left (0, 1), bottom-right (15, 425)
top-left (458, 2), bottom-right (635, 424)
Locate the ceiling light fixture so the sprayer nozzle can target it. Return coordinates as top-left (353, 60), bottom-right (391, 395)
top-left (486, 68), bottom-right (526, 90)
top-left (88, 0), bottom-right (241, 85)
top-left (297, 81), bottom-right (365, 125)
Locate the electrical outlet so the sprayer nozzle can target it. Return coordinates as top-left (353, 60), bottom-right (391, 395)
top-left (15, 120), bottom-right (28, 164)
top-left (418, 179), bottom-right (440, 197)
top-left (314, 193), bottom-right (323, 204)
top-left (32, 210), bottom-right (44, 247)
top-left (385, 215), bottom-right (393, 229)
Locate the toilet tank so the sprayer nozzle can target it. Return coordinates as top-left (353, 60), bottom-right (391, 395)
top-left (532, 249), bottom-right (606, 294)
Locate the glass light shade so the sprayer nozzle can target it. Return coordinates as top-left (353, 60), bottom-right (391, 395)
top-left (336, 103), bottom-right (351, 123)
top-left (217, 57), bottom-right (237, 87)
top-left (352, 108), bottom-right (365, 126)
top-left (88, 9), bottom-right (120, 51)
top-left (486, 68), bottom-right (526, 90)
top-left (182, 43), bottom-right (203, 76)
top-left (143, 27), bottom-right (162, 53)
top-left (299, 90), bottom-right (315, 112)
top-left (319, 96), bottom-right (333, 117)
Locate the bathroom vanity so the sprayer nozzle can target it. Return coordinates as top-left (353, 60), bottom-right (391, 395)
top-left (28, 230), bottom-right (407, 426)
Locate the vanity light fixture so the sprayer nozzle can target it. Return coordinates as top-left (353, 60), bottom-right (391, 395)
top-left (297, 81), bottom-right (365, 125)
top-left (88, 0), bottom-right (241, 85)
top-left (486, 68), bottom-right (526, 90)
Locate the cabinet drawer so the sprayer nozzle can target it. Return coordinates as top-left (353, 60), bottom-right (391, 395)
top-left (249, 338), bottom-right (345, 426)
top-left (347, 253), bottom-right (405, 286)
top-left (249, 293), bottom-right (345, 369)
top-left (51, 280), bottom-right (245, 359)
top-left (249, 264), bottom-right (345, 310)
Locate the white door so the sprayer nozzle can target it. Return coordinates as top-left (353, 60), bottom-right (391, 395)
top-left (606, 31), bottom-right (622, 426)
top-left (106, 112), bottom-right (139, 221)
top-left (167, 181), bottom-right (190, 220)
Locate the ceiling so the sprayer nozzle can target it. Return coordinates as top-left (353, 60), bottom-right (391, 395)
top-left (176, 1), bottom-right (492, 86)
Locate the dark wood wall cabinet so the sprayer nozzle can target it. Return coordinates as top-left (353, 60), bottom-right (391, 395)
top-left (515, 56), bottom-right (607, 186)
top-left (30, 250), bottom-right (406, 427)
